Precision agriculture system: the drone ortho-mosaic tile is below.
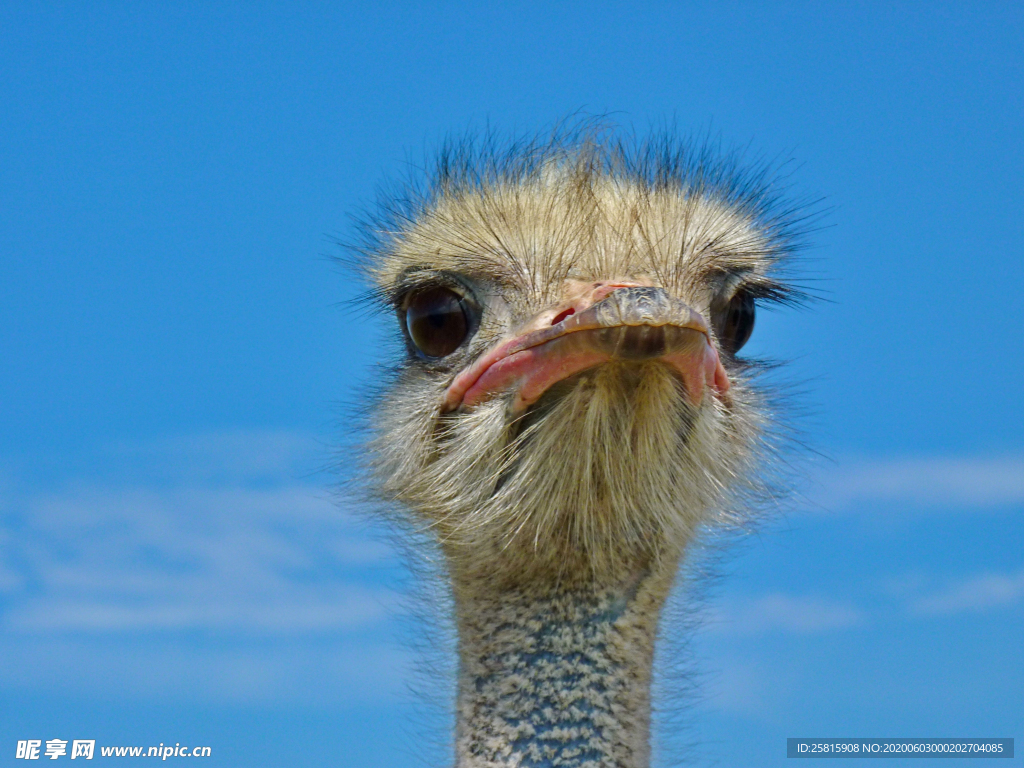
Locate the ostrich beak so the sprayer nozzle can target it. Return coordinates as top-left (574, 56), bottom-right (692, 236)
top-left (443, 285), bottom-right (730, 414)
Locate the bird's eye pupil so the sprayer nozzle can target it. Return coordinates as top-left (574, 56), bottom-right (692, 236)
top-left (713, 290), bottom-right (755, 355)
top-left (405, 287), bottom-right (470, 358)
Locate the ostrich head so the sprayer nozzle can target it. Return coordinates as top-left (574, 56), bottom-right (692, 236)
top-left (357, 130), bottom-right (803, 767)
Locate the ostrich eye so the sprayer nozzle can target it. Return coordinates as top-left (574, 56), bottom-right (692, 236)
top-left (712, 290), bottom-right (756, 355)
top-left (404, 287), bottom-right (470, 358)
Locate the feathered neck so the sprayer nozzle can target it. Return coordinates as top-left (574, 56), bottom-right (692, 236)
top-left (450, 553), bottom-right (681, 768)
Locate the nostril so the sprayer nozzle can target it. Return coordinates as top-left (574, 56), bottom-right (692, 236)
top-left (551, 308), bottom-right (575, 325)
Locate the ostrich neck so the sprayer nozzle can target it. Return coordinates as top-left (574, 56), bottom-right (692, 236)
top-left (451, 557), bottom-right (680, 768)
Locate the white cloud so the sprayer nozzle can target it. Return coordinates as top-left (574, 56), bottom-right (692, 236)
top-left (706, 593), bottom-right (864, 636)
top-left (104, 428), bottom-right (328, 485)
top-left (0, 637), bottom-right (412, 705)
top-left (0, 431), bottom-right (413, 704)
top-left (0, 564), bottom-right (21, 593)
top-left (696, 659), bottom-right (783, 718)
top-left (912, 569), bottom-right (1024, 615)
top-left (6, 590), bottom-right (389, 633)
top-left (2, 484), bottom-right (397, 635)
top-left (808, 455), bottom-right (1024, 512)
top-left (0, 431), bottom-right (402, 642)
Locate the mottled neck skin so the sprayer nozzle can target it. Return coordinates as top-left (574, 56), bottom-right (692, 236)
top-left (451, 555), bottom-right (681, 768)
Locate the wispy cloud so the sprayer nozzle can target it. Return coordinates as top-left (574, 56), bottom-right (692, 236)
top-left (0, 431), bottom-right (409, 703)
top-left (0, 637), bottom-right (412, 704)
top-left (104, 428), bottom-right (330, 485)
top-left (912, 569), bottom-right (1024, 615)
top-left (2, 484), bottom-right (396, 635)
top-left (808, 455), bottom-right (1024, 512)
top-left (706, 593), bottom-right (864, 636)
top-left (7, 590), bottom-right (389, 633)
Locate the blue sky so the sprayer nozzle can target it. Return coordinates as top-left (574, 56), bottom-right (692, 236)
top-left (1, 3), bottom-right (1021, 766)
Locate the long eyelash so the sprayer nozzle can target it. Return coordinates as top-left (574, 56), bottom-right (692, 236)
top-left (389, 271), bottom-right (477, 313)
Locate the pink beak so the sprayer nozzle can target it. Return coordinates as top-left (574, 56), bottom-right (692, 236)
top-left (442, 286), bottom-right (730, 414)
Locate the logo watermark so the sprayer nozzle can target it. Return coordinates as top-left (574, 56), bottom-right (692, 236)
top-left (15, 741), bottom-right (211, 760)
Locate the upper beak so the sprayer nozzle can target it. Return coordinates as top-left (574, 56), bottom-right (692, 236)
top-left (443, 286), bottom-right (730, 413)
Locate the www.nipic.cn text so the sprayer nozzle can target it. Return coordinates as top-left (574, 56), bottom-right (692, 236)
top-left (15, 740), bottom-right (212, 760)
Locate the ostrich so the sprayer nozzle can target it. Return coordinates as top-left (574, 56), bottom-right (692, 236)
top-left (354, 129), bottom-right (805, 768)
